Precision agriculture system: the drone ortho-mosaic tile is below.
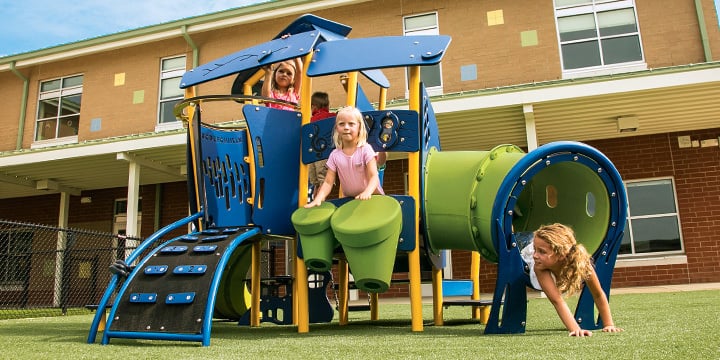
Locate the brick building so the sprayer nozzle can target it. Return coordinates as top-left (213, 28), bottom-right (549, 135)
top-left (1, 0), bottom-right (719, 296)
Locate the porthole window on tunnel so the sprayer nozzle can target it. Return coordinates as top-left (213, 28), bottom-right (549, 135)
top-left (586, 192), bottom-right (596, 217)
top-left (545, 185), bottom-right (558, 208)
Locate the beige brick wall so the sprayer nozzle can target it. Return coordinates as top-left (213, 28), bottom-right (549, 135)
top-left (2, 0), bottom-right (718, 149)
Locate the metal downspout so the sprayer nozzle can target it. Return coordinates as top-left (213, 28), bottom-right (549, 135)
top-left (694, 0), bottom-right (713, 62)
top-left (181, 25), bottom-right (199, 67)
top-left (10, 61), bottom-right (29, 150)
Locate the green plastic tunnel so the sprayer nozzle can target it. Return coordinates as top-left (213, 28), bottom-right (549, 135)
top-left (423, 141), bottom-right (626, 262)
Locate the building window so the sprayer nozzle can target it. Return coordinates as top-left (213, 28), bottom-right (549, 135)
top-left (158, 56), bottom-right (186, 125)
top-left (554, 0), bottom-right (645, 75)
top-left (404, 13), bottom-right (443, 95)
top-left (0, 231), bottom-right (31, 288)
top-left (35, 75), bottom-right (83, 141)
top-left (620, 178), bottom-right (683, 256)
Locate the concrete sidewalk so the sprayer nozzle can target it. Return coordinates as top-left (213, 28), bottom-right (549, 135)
top-left (354, 282), bottom-right (720, 305)
top-left (609, 281), bottom-right (720, 295)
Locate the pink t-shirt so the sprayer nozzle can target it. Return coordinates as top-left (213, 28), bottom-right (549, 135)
top-left (267, 89), bottom-right (299, 111)
top-left (326, 143), bottom-right (384, 197)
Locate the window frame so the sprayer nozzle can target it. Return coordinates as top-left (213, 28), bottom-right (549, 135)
top-left (403, 12), bottom-right (444, 97)
top-left (156, 55), bottom-right (186, 131)
top-left (32, 74), bottom-right (83, 148)
top-left (553, 0), bottom-right (647, 79)
top-left (619, 177), bottom-right (685, 259)
top-left (0, 230), bottom-right (32, 291)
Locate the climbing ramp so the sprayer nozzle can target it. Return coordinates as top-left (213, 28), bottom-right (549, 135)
top-left (97, 227), bottom-right (260, 345)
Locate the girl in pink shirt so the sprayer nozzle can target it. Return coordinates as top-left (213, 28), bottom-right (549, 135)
top-left (262, 55), bottom-right (302, 111)
top-left (305, 107), bottom-right (384, 208)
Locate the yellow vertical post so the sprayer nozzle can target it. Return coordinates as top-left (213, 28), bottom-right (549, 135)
top-left (338, 259), bottom-right (349, 325)
top-left (372, 86), bottom-right (387, 322)
top-left (432, 264), bottom-right (444, 325)
top-left (407, 66), bottom-right (423, 332)
top-left (295, 52), bottom-right (314, 333)
top-left (471, 251), bottom-right (481, 319)
top-left (184, 87), bottom-right (202, 230)
top-left (345, 72), bottom-right (358, 106)
top-left (251, 242), bottom-right (261, 326)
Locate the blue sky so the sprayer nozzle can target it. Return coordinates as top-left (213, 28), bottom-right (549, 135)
top-left (1, 1), bottom-right (719, 57)
top-left (0, 0), bottom-right (266, 57)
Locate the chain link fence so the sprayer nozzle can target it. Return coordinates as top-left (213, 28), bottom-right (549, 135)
top-left (0, 219), bottom-right (286, 320)
top-left (0, 219), bottom-right (143, 320)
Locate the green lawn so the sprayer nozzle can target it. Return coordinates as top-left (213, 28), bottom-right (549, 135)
top-left (1, 290), bottom-right (718, 359)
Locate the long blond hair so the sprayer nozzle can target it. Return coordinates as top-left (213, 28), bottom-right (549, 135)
top-left (332, 106), bottom-right (368, 149)
top-left (533, 223), bottom-right (594, 295)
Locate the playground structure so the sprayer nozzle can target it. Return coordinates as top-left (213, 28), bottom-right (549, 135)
top-left (87, 14), bottom-right (628, 346)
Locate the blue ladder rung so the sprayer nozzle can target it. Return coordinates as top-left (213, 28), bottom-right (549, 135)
top-left (201, 235), bottom-right (228, 242)
top-left (166, 292), bottom-right (196, 304)
top-left (193, 245), bottom-right (218, 253)
top-left (222, 227), bottom-right (241, 234)
top-left (173, 265), bottom-right (207, 275)
top-left (201, 229), bottom-right (221, 235)
top-left (160, 246), bottom-right (188, 254)
top-left (129, 293), bottom-right (158, 303)
top-left (179, 235), bottom-right (200, 242)
top-left (144, 265), bottom-right (168, 275)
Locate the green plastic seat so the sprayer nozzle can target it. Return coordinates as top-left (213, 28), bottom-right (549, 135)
top-left (331, 196), bottom-right (402, 293)
top-left (291, 202), bottom-right (338, 272)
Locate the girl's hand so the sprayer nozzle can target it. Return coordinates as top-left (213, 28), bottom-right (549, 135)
top-left (569, 329), bottom-right (593, 337)
top-left (602, 325), bottom-right (624, 333)
top-left (355, 191), bottom-right (372, 200)
top-left (304, 200), bottom-right (321, 208)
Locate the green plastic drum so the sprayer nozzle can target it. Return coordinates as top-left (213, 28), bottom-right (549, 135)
top-left (291, 202), bottom-right (338, 272)
top-left (424, 145), bottom-right (525, 261)
top-left (331, 195), bottom-right (402, 293)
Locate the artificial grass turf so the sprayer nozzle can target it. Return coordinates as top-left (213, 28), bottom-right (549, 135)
top-left (0, 289), bottom-right (717, 360)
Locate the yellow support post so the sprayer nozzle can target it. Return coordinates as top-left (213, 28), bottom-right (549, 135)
top-left (471, 251), bottom-right (482, 320)
top-left (407, 66), bottom-right (423, 332)
top-left (295, 52), bottom-right (314, 333)
top-left (338, 259), bottom-right (349, 325)
top-left (251, 242), bottom-right (261, 326)
top-left (345, 71), bottom-right (358, 106)
top-left (183, 87), bottom-right (202, 231)
top-left (432, 265), bottom-right (444, 326)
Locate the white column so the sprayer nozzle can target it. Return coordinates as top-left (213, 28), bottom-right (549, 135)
top-left (125, 161), bottom-right (141, 259)
top-left (53, 192), bottom-right (70, 307)
top-left (523, 104), bottom-right (538, 151)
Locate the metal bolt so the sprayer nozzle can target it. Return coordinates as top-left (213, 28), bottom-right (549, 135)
top-left (573, 156), bottom-right (578, 161)
top-left (197, 318), bottom-right (202, 323)
top-left (521, 180), bottom-right (527, 185)
top-left (146, 325), bottom-right (151, 330)
top-left (545, 160), bottom-right (551, 166)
